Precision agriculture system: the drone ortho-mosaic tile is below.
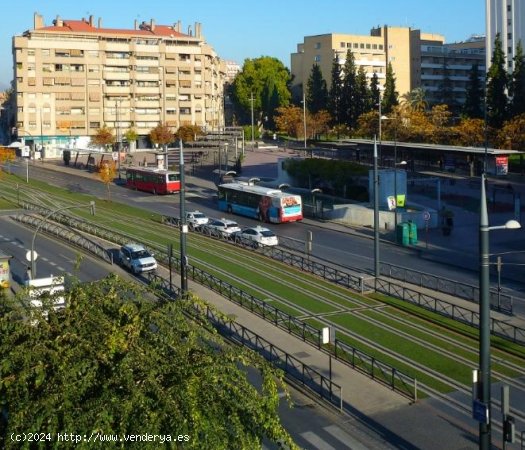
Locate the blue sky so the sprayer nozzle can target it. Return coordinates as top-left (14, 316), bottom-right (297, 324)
top-left (0, 0), bottom-right (484, 89)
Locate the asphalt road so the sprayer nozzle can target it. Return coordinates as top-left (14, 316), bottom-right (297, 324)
top-left (0, 216), bottom-right (112, 284)
top-left (9, 161), bottom-right (525, 303)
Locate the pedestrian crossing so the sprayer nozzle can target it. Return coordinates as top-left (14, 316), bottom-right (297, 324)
top-left (263, 423), bottom-right (374, 450)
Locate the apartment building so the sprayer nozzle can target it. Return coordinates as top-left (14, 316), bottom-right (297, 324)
top-left (486, 0), bottom-right (525, 71)
top-left (291, 26), bottom-right (445, 101)
top-left (12, 13), bottom-right (226, 152)
top-left (291, 26), bottom-right (487, 111)
top-left (421, 36), bottom-right (486, 108)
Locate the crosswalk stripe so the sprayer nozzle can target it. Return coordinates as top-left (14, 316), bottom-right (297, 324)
top-left (300, 431), bottom-right (337, 450)
top-left (324, 425), bottom-right (370, 450)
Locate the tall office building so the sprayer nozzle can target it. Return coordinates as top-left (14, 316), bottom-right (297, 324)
top-left (486, 0), bottom-right (525, 70)
top-left (12, 13), bottom-right (226, 152)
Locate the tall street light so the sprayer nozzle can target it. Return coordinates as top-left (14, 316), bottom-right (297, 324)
top-left (115, 99), bottom-right (122, 181)
top-left (179, 140), bottom-right (188, 294)
top-left (478, 173), bottom-right (520, 450)
top-left (302, 91), bottom-right (307, 151)
top-left (250, 92), bottom-right (255, 150)
top-left (373, 136), bottom-right (380, 279)
top-left (30, 202), bottom-right (96, 279)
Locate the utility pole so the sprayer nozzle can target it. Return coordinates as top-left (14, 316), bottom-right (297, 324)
top-left (250, 92), bottom-right (255, 150)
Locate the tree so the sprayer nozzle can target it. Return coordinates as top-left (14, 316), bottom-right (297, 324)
top-left (328, 56), bottom-right (343, 125)
top-left (486, 33), bottom-right (509, 128)
top-left (463, 63), bottom-right (484, 119)
top-left (429, 104), bottom-right (454, 144)
top-left (306, 64), bottom-right (328, 114)
top-left (355, 66), bottom-right (371, 118)
top-left (174, 124), bottom-right (204, 143)
top-left (496, 113), bottom-right (525, 150)
top-left (98, 160), bottom-right (117, 201)
top-left (274, 105), bottom-right (304, 138)
top-left (91, 125), bottom-right (115, 149)
top-left (149, 123), bottom-right (174, 148)
top-left (369, 72), bottom-right (381, 115)
top-left (454, 118), bottom-right (486, 147)
top-left (382, 63), bottom-right (399, 115)
top-left (231, 57), bottom-right (291, 127)
top-left (0, 275), bottom-right (296, 450)
top-left (509, 41), bottom-right (525, 117)
top-left (0, 148), bottom-right (15, 176)
top-left (341, 49), bottom-right (358, 127)
top-left (438, 58), bottom-right (456, 113)
top-left (400, 87), bottom-right (428, 113)
top-left (124, 128), bottom-right (138, 146)
top-left (307, 110), bottom-right (331, 140)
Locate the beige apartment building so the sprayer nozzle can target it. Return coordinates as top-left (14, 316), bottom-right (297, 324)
top-left (291, 26), bottom-right (445, 101)
top-left (12, 13), bottom-right (226, 153)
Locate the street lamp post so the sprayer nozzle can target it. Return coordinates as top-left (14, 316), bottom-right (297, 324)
top-left (30, 202), bottom-right (96, 279)
top-left (478, 173), bottom-right (521, 449)
top-left (373, 136), bottom-right (380, 279)
top-left (250, 92), bottom-right (255, 150)
top-left (179, 140), bottom-right (188, 294)
top-left (303, 91), bottom-right (307, 151)
top-left (115, 99), bottom-right (122, 180)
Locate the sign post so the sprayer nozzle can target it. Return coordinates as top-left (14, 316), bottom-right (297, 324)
top-left (423, 211), bottom-right (431, 249)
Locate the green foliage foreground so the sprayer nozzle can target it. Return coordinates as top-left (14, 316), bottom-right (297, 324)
top-left (0, 275), bottom-right (296, 450)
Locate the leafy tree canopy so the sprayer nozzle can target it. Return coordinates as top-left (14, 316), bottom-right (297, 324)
top-left (91, 125), bottom-right (115, 148)
top-left (0, 275), bottom-right (295, 450)
top-left (232, 57), bottom-right (292, 125)
top-left (149, 123), bottom-right (174, 146)
top-left (174, 124), bottom-right (204, 143)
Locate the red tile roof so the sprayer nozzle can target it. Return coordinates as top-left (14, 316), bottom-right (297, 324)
top-left (38, 19), bottom-right (189, 38)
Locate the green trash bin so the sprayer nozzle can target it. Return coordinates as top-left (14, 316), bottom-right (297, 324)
top-left (408, 220), bottom-right (418, 245)
top-left (396, 222), bottom-right (410, 246)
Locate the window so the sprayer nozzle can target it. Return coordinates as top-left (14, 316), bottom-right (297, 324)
top-left (55, 50), bottom-right (70, 57)
top-left (314, 55), bottom-right (321, 62)
top-left (315, 42), bottom-right (321, 49)
top-left (42, 49), bottom-right (50, 56)
top-left (372, 44), bottom-right (377, 49)
top-left (27, 49), bottom-right (35, 56)
top-left (360, 43), bottom-right (364, 49)
top-left (340, 42), bottom-right (345, 48)
top-left (353, 43), bottom-right (358, 48)
top-left (90, 121), bottom-right (101, 129)
top-left (508, 33), bottom-right (512, 40)
top-left (87, 50), bottom-right (99, 57)
top-left (379, 44), bottom-right (383, 50)
top-left (508, 47), bottom-right (513, 54)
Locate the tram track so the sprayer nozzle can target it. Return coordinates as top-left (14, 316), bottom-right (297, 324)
top-left (4, 177), bottom-right (525, 430)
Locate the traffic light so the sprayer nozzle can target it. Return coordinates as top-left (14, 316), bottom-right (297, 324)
top-left (503, 416), bottom-right (515, 443)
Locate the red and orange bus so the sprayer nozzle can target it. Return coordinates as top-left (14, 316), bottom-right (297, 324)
top-left (125, 167), bottom-right (180, 194)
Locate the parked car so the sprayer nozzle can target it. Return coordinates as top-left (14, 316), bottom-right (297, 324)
top-left (119, 243), bottom-right (157, 274)
top-left (186, 210), bottom-right (209, 228)
top-left (233, 226), bottom-right (279, 247)
top-left (206, 218), bottom-right (241, 237)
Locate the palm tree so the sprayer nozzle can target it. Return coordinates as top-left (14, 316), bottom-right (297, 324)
top-left (401, 88), bottom-right (428, 113)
